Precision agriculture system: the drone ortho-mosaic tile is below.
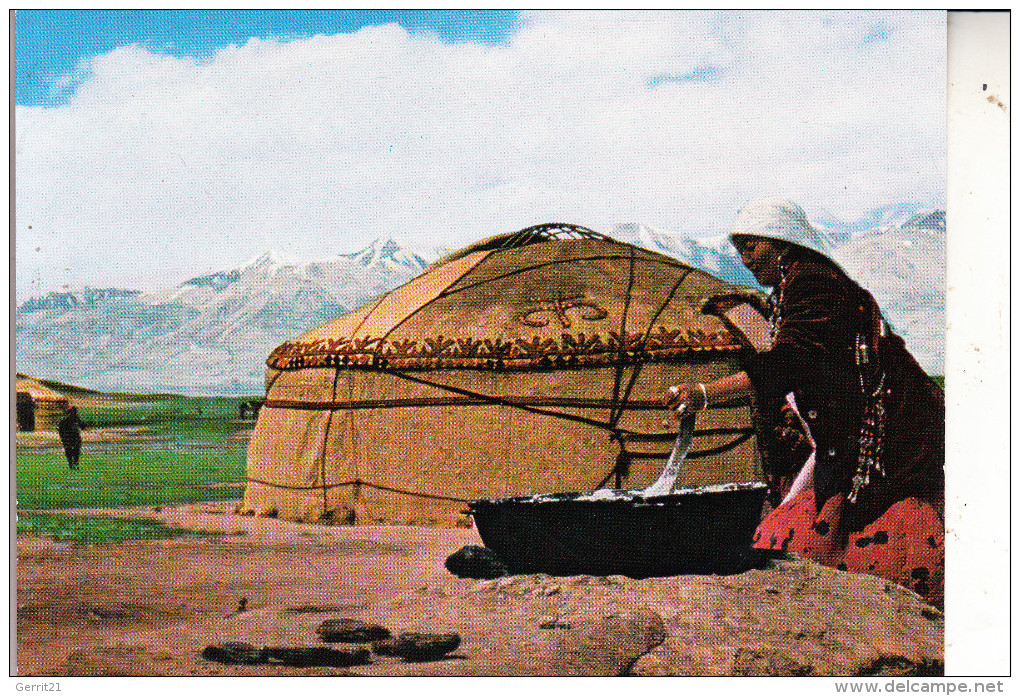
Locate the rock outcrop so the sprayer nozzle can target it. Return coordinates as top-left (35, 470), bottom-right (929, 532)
top-left (48, 558), bottom-right (943, 676)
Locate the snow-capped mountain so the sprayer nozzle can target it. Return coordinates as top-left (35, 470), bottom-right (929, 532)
top-left (15, 238), bottom-right (431, 395)
top-left (336, 237), bottom-right (430, 273)
top-left (16, 212), bottom-right (945, 395)
top-left (613, 223), bottom-right (758, 287)
top-left (831, 211), bottom-right (945, 374)
top-left (614, 210), bottom-right (945, 374)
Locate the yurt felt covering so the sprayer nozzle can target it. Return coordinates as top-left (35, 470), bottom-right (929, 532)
top-left (15, 377), bottom-right (71, 431)
top-left (243, 227), bottom-right (765, 526)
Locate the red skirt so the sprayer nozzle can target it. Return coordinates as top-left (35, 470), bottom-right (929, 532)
top-left (752, 488), bottom-right (944, 608)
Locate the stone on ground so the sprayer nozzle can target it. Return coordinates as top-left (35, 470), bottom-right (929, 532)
top-left (445, 545), bottom-right (507, 579)
top-left (372, 632), bottom-right (461, 662)
top-left (316, 618), bottom-right (391, 643)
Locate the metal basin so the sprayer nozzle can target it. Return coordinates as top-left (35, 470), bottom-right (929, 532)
top-left (468, 481), bottom-right (770, 578)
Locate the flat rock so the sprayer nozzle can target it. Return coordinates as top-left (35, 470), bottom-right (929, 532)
top-left (445, 545), bottom-right (507, 579)
top-left (537, 608), bottom-right (667, 676)
top-left (372, 632), bottom-right (461, 662)
top-left (349, 560), bottom-right (943, 676)
top-left (316, 618), bottom-right (391, 643)
top-left (201, 642), bottom-right (265, 665)
top-left (263, 646), bottom-right (370, 667)
top-left (627, 562), bottom-right (944, 676)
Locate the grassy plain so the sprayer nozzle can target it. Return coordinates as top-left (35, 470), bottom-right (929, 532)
top-left (16, 377), bottom-right (943, 544)
top-left (16, 395), bottom-right (255, 542)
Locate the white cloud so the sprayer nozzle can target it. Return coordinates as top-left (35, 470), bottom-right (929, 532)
top-left (15, 10), bottom-right (945, 299)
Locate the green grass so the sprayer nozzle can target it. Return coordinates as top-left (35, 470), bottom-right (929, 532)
top-left (16, 513), bottom-right (224, 545)
top-left (15, 449), bottom-right (247, 509)
top-left (17, 396), bottom-right (252, 541)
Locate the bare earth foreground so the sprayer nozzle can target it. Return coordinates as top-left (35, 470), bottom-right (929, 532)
top-left (16, 502), bottom-right (944, 676)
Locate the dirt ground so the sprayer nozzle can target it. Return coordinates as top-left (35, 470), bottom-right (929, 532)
top-left (15, 502), bottom-right (944, 677)
top-left (16, 502), bottom-right (482, 676)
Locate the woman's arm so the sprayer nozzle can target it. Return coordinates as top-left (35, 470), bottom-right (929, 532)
top-left (664, 262), bottom-right (851, 419)
top-left (662, 371), bottom-right (754, 418)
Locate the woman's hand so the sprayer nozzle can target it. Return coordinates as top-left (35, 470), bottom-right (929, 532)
top-left (662, 373), bottom-right (752, 423)
top-left (661, 383), bottom-right (707, 420)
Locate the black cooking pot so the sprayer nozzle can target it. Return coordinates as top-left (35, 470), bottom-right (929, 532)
top-left (468, 481), bottom-right (771, 578)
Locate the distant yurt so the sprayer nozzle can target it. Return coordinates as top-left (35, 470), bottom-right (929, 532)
top-left (242, 224), bottom-right (767, 526)
top-left (15, 377), bottom-right (71, 431)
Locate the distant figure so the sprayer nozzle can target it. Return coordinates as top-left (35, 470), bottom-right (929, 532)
top-left (58, 406), bottom-right (86, 470)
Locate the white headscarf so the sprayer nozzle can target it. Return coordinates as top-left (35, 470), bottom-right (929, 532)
top-left (729, 197), bottom-right (833, 259)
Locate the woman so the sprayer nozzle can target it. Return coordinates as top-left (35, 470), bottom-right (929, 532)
top-left (665, 198), bottom-right (945, 607)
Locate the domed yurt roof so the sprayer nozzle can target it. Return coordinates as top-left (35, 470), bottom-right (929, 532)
top-left (267, 223), bottom-right (744, 373)
top-left (245, 224), bottom-right (766, 526)
top-left (15, 376), bottom-right (72, 432)
top-left (15, 376), bottom-right (70, 404)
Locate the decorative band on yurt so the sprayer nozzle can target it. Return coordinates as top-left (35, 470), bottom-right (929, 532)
top-left (266, 327), bottom-right (742, 372)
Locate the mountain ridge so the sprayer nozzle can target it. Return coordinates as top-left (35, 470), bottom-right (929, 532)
top-left (16, 238), bottom-right (430, 394)
top-left (17, 211), bottom-right (945, 394)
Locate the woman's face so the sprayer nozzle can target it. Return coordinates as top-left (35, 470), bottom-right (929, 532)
top-left (736, 237), bottom-right (783, 288)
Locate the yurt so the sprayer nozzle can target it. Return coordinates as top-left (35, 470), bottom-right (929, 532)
top-left (15, 376), bottom-right (71, 431)
top-left (242, 224), bottom-right (767, 526)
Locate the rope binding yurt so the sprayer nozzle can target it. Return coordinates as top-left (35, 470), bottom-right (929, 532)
top-left (245, 223), bottom-right (766, 524)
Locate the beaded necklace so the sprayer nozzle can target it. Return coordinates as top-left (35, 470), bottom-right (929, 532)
top-left (766, 250), bottom-right (791, 348)
top-left (848, 312), bottom-right (889, 504)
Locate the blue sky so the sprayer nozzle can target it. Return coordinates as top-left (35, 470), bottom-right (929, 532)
top-left (15, 10), bottom-right (518, 106)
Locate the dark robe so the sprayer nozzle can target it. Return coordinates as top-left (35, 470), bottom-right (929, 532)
top-left (743, 251), bottom-right (944, 532)
top-left (58, 408), bottom-right (86, 470)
